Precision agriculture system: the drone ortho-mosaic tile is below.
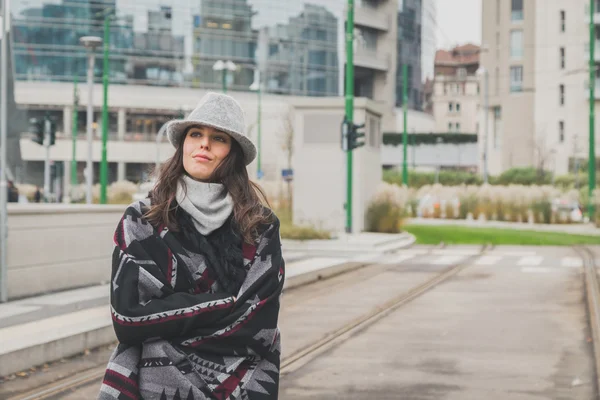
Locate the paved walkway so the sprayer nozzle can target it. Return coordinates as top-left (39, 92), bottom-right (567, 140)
top-left (0, 232), bottom-right (413, 377)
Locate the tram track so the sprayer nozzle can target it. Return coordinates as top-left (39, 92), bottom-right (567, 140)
top-left (9, 243), bottom-right (492, 399)
top-left (575, 245), bottom-right (600, 398)
top-left (280, 243), bottom-right (492, 375)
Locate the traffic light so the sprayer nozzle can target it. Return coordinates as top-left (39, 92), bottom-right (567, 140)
top-left (349, 122), bottom-right (365, 151)
top-left (29, 118), bottom-right (44, 145)
top-left (48, 120), bottom-right (57, 146)
top-left (341, 117), bottom-right (366, 152)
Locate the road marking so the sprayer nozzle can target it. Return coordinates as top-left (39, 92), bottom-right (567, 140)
top-left (521, 267), bottom-right (551, 273)
top-left (432, 249), bottom-right (479, 256)
top-left (475, 255), bottom-right (502, 266)
top-left (430, 255), bottom-right (465, 265)
top-left (492, 250), bottom-right (538, 257)
top-left (379, 254), bottom-right (417, 265)
top-left (561, 257), bottom-right (584, 268)
top-left (517, 256), bottom-right (543, 266)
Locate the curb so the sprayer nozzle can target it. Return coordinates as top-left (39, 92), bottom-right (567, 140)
top-left (0, 307), bottom-right (114, 377)
top-left (1, 245), bottom-right (416, 377)
top-left (282, 233), bottom-right (416, 257)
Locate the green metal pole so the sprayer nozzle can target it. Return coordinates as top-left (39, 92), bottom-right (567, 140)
top-left (222, 70), bottom-right (227, 93)
top-left (257, 85), bottom-right (262, 178)
top-left (590, 0), bottom-right (597, 219)
top-left (402, 64), bottom-right (408, 186)
top-left (71, 76), bottom-right (78, 186)
top-left (100, 14), bottom-right (109, 204)
top-left (345, 0), bottom-right (354, 233)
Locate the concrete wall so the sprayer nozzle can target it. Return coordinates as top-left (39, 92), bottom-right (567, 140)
top-left (291, 97), bottom-right (382, 233)
top-left (382, 142), bottom-right (478, 170)
top-left (393, 108), bottom-right (435, 133)
top-left (6, 204), bottom-right (125, 300)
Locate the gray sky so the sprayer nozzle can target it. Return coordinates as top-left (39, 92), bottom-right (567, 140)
top-left (436, 0), bottom-right (482, 50)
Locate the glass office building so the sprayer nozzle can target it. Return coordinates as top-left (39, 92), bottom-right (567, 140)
top-left (396, 0), bottom-right (423, 110)
top-left (12, 0), bottom-right (344, 97)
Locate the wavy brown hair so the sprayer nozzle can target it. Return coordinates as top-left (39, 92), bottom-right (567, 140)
top-left (145, 128), bottom-right (273, 244)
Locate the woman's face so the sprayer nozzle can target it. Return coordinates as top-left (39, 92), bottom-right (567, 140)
top-left (182, 125), bottom-right (232, 181)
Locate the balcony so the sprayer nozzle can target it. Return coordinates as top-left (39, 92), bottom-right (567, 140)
top-left (354, 47), bottom-right (389, 72)
top-left (354, 4), bottom-right (390, 32)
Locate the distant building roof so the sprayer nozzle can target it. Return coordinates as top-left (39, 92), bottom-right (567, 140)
top-left (435, 43), bottom-right (480, 67)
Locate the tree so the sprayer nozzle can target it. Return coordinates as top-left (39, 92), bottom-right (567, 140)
top-left (532, 131), bottom-right (555, 180)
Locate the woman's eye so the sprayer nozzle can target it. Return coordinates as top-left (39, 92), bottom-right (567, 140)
top-left (190, 131), bottom-right (201, 137)
top-left (215, 136), bottom-right (226, 142)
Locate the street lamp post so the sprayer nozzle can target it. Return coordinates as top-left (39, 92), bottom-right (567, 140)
top-left (213, 60), bottom-right (237, 93)
top-left (0, 0), bottom-right (10, 302)
top-left (79, 36), bottom-right (102, 205)
top-left (250, 70), bottom-right (262, 179)
top-left (100, 14), bottom-right (110, 204)
top-left (71, 76), bottom-right (79, 189)
top-left (589, 0), bottom-right (597, 219)
top-left (476, 66), bottom-right (489, 184)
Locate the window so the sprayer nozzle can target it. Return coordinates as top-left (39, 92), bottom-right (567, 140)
top-left (510, 66), bottom-right (523, 92)
top-left (495, 67), bottom-right (500, 95)
top-left (448, 122), bottom-right (453, 131)
top-left (496, 32), bottom-right (501, 60)
top-left (510, 30), bottom-right (523, 59)
top-left (449, 102), bottom-right (453, 112)
top-left (560, 10), bottom-right (566, 32)
top-left (559, 121), bottom-right (565, 143)
top-left (456, 123), bottom-right (461, 132)
top-left (511, 0), bottom-right (523, 21)
top-left (496, 0), bottom-right (501, 24)
top-left (559, 84), bottom-right (565, 105)
top-left (456, 103), bottom-right (461, 112)
top-left (493, 106), bottom-right (502, 149)
top-left (560, 47), bottom-right (565, 69)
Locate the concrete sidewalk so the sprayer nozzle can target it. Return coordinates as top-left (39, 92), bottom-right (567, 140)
top-left (0, 232), bottom-right (414, 378)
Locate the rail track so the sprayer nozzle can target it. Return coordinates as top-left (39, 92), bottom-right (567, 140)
top-left (16, 243), bottom-right (568, 399)
top-left (575, 245), bottom-right (600, 398)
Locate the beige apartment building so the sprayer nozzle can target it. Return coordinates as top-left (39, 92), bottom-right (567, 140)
top-left (481, 0), bottom-right (600, 176)
top-left (433, 45), bottom-right (480, 134)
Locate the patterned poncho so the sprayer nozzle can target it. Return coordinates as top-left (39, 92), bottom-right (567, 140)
top-left (99, 200), bottom-right (284, 400)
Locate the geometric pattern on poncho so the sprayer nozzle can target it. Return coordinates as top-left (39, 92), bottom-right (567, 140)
top-left (98, 199), bottom-right (284, 400)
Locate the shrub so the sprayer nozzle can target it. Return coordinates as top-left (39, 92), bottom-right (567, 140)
top-left (366, 182), bottom-right (408, 233)
top-left (495, 167), bottom-right (552, 186)
top-left (279, 224), bottom-right (331, 240)
top-left (108, 181), bottom-right (138, 204)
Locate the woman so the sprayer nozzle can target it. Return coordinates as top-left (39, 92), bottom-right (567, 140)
top-left (99, 92), bottom-right (284, 400)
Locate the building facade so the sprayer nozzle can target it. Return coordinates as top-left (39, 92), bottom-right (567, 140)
top-left (480, 0), bottom-right (600, 176)
top-left (396, 0), bottom-right (423, 110)
top-left (432, 45), bottom-right (480, 135)
top-left (9, 0), bottom-right (432, 188)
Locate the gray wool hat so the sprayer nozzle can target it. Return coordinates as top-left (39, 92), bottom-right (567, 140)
top-left (166, 92), bottom-right (257, 165)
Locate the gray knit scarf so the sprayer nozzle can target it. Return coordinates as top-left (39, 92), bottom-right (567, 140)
top-left (175, 175), bottom-right (233, 235)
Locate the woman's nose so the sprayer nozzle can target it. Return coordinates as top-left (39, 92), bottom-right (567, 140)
top-left (199, 136), bottom-right (210, 149)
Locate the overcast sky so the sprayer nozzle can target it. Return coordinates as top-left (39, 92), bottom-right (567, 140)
top-left (435, 0), bottom-right (482, 50)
